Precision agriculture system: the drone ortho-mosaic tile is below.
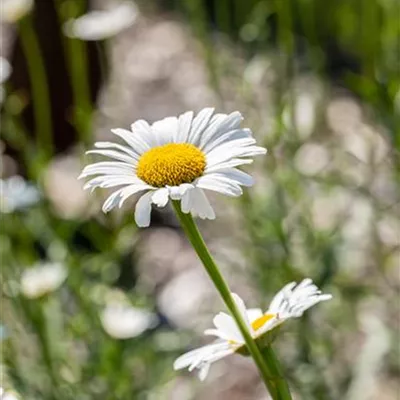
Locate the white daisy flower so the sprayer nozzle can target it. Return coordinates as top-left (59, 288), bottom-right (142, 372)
top-left (20, 263), bottom-right (67, 299)
top-left (79, 108), bottom-right (266, 227)
top-left (100, 304), bottom-right (158, 339)
top-left (0, 0), bottom-right (33, 23)
top-left (174, 279), bottom-right (332, 381)
top-left (63, 1), bottom-right (138, 41)
top-left (0, 175), bottom-right (40, 213)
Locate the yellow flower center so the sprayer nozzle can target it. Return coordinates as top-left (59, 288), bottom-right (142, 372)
top-left (136, 143), bottom-right (206, 187)
top-left (229, 313), bottom-right (276, 346)
top-left (251, 313), bottom-right (275, 332)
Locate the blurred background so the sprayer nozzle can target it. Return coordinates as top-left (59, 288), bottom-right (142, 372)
top-left (0, 0), bottom-right (399, 399)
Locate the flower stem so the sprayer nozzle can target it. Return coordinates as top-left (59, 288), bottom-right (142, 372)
top-left (261, 346), bottom-right (292, 399)
top-left (19, 15), bottom-right (53, 161)
top-left (54, 0), bottom-right (93, 146)
top-left (172, 201), bottom-right (292, 399)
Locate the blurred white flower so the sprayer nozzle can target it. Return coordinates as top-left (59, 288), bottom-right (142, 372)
top-left (345, 302), bottom-right (389, 400)
top-left (294, 143), bottom-right (330, 176)
top-left (0, 175), bottom-right (40, 213)
top-left (0, 0), bottom-right (33, 23)
top-left (0, 387), bottom-right (20, 400)
top-left (294, 94), bottom-right (316, 139)
top-left (341, 126), bottom-right (388, 164)
top-left (244, 55), bottom-right (271, 86)
top-left (100, 305), bottom-right (157, 339)
top-left (341, 196), bottom-right (373, 244)
top-left (0, 57), bottom-right (11, 84)
top-left (63, 1), bottom-right (138, 41)
top-left (377, 215), bottom-right (400, 247)
top-left (0, 56), bottom-right (12, 103)
top-left (311, 188), bottom-right (352, 231)
top-left (174, 279), bottom-right (332, 381)
top-left (158, 269), bottom-right (211, 329)
top-left (20, 263), bottom-right (67, 299)
top-left (79, 108), bottom-right (266, 227)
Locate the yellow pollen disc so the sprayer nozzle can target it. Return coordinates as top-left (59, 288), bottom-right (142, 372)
top-left (136, 143), bottom-right (206, 187)
top-left (251, 313), bottom-right (275, 331)
top-left (229, 313), bottom-right (276, 346)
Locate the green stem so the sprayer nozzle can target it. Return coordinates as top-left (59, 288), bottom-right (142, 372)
top-left (55, 0), bottom-right (93, 146)
top-left (19, 15), bottom-right (53, 161)
top-left (261, 346), bottom-right (292, 399)
top-left (172, 201), bottom-right (292, 399)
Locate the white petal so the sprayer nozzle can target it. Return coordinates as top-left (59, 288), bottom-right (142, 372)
top-left (86, 149), bottom-right (137, 164)
top-left (102, 185), bottom-right (150, 212)
top-left (84, 175), bottom-right (143, 190)
top-left (202, 128), bottom-right (252, 153)
top-left (213, 312), bottom-right (244, 343)
top-left (246, 308), bottom-right (263, 323)
top-left (213, 168), bottom-right (254, 187)
top-left (176, 111), bottom-right (194, 143)
top-left (205, 158), bottom-right (253, 174)
top-left (180, 187), bottom-right (194, 213)
top-left (152, 116), bottom-right (178, 146)
top-left (188, 343), bottom-right (233, 371)
top-left (268, 282), bottom-right (297, 314)
top-left (231, 293), bottom-right (251, 330)
top-left (174, 347), bottom-right (208, 370)
top-left (195, 175), bottom-right (243, 197)
top-left (198, 363), bottom-right (210, 381)
top-left (134, 191), bottom-right (154, 227)
top-left (131, 119), bottom-right (157, 148)
top-left (204, 328), bottom-right (230, 340)
top-left (188, 108), bottom-right (215, 146)
top-left (267, 280), bottom-right (332, 320)
top-left (190, 188), bottom-right (215, 220)
top-left (173, 342), bottom-right (228, 370)
top-left (168, 183), bottom-right (194, 200)
top-left (112, 128), bottom-right (150, 154)
top-left (200, 111), bottom-right (243, 149)
top-left (78, 161), bottom-right (134, 179)
top-left (94, 141), bottom-right (140, 160)
top-left (206, 139), bottom-right (261, 166)
top-left (118, 185), bottom-right (152, 208)
top-left (152, 188), bottom-right (169, 208)
top-left (102, 188), bottom-right (125, 213)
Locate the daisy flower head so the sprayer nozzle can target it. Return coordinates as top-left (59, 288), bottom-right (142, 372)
top-left (79, 108), bottom-right (267, 227)
top-left (174, 279), bottom-right (332, 381)
top-left (63, 1), bottom-right (138, 41)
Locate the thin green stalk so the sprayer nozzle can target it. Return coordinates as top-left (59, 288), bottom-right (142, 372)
top-left (55, 0), bottom-right (93, 146)
top-left (18, 15), bottom-right (53, 160)
top-left (261, 346), bottom-right (293, 399)
top-left (19, 296), bottom-right (58, 398)
top-left (172, 201), bottom-right (292, 399)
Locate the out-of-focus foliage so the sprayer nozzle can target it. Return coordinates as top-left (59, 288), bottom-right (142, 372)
top-left (1, 0), bottom-right (399, 399)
